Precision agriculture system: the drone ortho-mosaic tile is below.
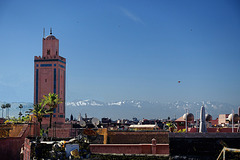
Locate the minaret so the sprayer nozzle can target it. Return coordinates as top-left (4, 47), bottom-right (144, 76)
top-left (199, 105), bottom-right (207, 133)
top-left (34, 29), bottom-right (66, 124)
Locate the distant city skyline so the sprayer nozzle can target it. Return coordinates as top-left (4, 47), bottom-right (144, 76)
top-left (0, 0), bottom-right (240, 105)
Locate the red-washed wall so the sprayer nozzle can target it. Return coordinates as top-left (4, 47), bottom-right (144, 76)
top-left (23, 138), bottom-right (31, 160)
top-left (0, 124), bottom-right (32, 160)
top-left (48, 128), bottom-right (71, 138)
top-left (156, 144), bottom-right (170, 154)
top-left (90, 144), bottom-right (143, 154)
top-left (188, 127), bottom-right (238, 133)
top-left (108, 131), bottom-right (169, 144)
top-left (48, 123), bottom-right (71, 138)
top-left (90, 144), bottom-right (169, 155)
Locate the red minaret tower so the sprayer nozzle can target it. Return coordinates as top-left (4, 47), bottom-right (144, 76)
top-left (34, 29), bottom-right (66, 124)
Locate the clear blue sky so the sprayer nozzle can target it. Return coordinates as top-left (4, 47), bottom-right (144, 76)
top-left (0, 0), bottom-right (239, 105)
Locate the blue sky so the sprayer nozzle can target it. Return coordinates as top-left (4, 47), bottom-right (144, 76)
top-left (0, 0), bottom-right (239, 105)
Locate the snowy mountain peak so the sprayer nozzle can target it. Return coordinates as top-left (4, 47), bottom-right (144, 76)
top-left (66, 99), bottom-right (104, 107)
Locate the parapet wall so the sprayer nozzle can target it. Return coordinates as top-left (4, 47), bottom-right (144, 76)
top-left (34, 55), bottom-right (66, 62)
top-left (169, 132), bottom-right (240, 138)
top-left (90, 144), bottom-right (169, 155)
top-left (108, 131), bottom-right (169, 144)
top-left (0, 124), bottom-right (31, 160)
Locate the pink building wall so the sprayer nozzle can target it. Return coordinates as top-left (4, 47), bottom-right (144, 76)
top-left (0, 124), bottom-right (34, 160)
top-left (218, 114), bottom-right (229, 125)
top-left (90, 138), bottom-right (169, 155)
top-left (47, 123), bottom-right (72, 138)
top-left (188, 127), bottom-right (238, 133)
top-left (90, 143), bottom-right (169, 155)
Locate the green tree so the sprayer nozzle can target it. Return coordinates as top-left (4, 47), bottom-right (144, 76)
top-left (5, 103), bottom-right (11, 119)
top-left (1, 104), bottom-right (6, 118)
top-left (32, 102), bottom-right (49, 129)
top-left (166, 122), bottom-right (176, 132)
top-left (42, 93), bottom-right (62, 128)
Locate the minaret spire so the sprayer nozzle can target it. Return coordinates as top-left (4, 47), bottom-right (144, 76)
top-left (50, 27), bottom-right (52, 35)
top-left (199, 105), bottom-right (207, 133)
top-left (43, 28), bottom-right (45, 38)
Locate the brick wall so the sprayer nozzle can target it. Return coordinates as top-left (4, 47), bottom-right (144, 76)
top-left (48, 128), bottom-right (71, 138)
top-left (47, 123), bottom-right (72, 138)
top-left (23, 138), bottom-right (31, 160)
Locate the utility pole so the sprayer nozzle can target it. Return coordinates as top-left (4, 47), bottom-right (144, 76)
top-left (196, 111), bottom-right (198, 132)
top-left (232, 109), bottom-right (234, 133)
top-left (185, 108), bottom-right (188, 133)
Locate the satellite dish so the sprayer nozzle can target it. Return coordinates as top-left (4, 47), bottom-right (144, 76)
top-left (79, 120), bottom-right (86, 127)
top-left (91, 118), bottom-right (100, 127)
top-left (183, 113), bottom-right (194, 121)
top-left (228, 114), bottom-right (239, 123)
top-left (205, 114), bottom-right (212, 122)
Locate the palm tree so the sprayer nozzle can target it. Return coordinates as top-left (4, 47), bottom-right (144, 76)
top-left (25, 109), bottom-right (32, 117)
top-left (42, 93), bottom-right (62, 128)
top-left (19, 104), bottom-right (23, 119)
top-left (18, 112), bottom-right (23, 120)
top-left (5, 103), bottom-right (11, 119)
top-left (32, 102), bottom-right (50, 130)
top-left (1, 104), bottom-right (6, 118)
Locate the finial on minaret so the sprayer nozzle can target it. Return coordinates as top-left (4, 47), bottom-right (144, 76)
top-left (43, 28), bottom-right (45, 38)
top-left (50, 28), bottom-right (52, 35)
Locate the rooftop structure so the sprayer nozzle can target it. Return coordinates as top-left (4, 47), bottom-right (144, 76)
top-left (129, 124), bottom-right (159, 131)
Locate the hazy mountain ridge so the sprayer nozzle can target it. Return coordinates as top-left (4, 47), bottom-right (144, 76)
top-left (0, 100), bottom-right (238, 120)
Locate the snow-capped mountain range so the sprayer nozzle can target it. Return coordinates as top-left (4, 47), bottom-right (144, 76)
top-left (0, 100), bottom-right (238, 121)
top-left (66, 99), bottom-right (239, 120)
top-left (66, 100), bottom-right (144, 108)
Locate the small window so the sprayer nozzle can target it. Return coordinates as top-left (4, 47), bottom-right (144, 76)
top-left (56, 51), bottom-right (58, 55)
top-left (47, 49), bottom-right (50, 55)
top-left (45, 79), bottom-right (47, 82)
